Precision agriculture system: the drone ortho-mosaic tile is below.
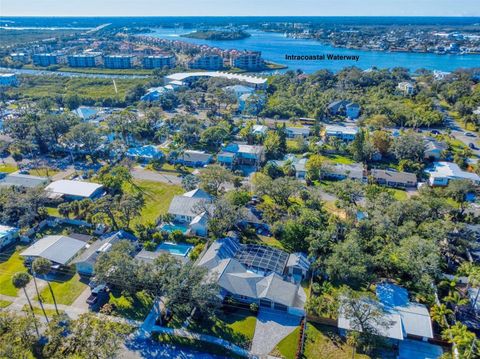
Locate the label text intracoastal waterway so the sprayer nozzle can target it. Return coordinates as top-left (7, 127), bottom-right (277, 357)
top-left (285, 54), bottom-right (360, 61)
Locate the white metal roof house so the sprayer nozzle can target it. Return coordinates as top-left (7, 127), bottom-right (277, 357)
top-left (20, 235), bottom-right (88, 266)
top-left (0, 173), bottom-right (48, 189)
top-left (0, 224), bottom-right (20, 251)
top-left (322, 163), bottom-right (365, 181)
top-left (324, 124), bottom-right (359, 141)
top-left (285, 126), bottom-right (311, 139)
top-left (426, 161), bottom-right (480, 186)
top-left (45, 180), bottom-right (105, 201)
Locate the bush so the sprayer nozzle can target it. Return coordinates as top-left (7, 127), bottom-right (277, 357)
top-left (249, 303), bottom-right (259, 315)
top-left (189, 243), bottom-right (205, 261)
top-left (168, 230), bottom-right (184, 243)
top-left (143, 241), bottom-right (157, 251)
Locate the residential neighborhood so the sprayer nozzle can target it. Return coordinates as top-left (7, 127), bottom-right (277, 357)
top-left (1, 9), bottom-right (480, 359)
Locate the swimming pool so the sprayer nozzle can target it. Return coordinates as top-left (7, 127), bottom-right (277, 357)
top-left (157, 242), bottom-right (193, 257)
top-left (160, 223), bottom-right (189, 233)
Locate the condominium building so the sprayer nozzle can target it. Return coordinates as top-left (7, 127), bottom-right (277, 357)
top-left (32, 53), bottom-right (66, 67)
top-left (0, 73), bottom-right (18, 87)
top-left (103, 55), bottom-right (136, 69)
top-left (10, 53), bottom-right (29, 63)
top-left (230, 51), bottom-right (264, 71)
top-left (67, 53), bottom-right (102, 68)
top-left (188, 54), bottom-right (224, 70)
top-left (143, 55), bottom-right (176, 69)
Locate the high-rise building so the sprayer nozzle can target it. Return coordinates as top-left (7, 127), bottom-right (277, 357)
top-left (10, 53), bottom-right (29, 63)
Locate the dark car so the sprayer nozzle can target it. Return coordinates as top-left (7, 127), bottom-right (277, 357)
top-left (466, 132), bottom-right (477, 138)
top-left (86, 284), bottom-right (109, 307)
top-left (430, 130), bottom-right (440, 135)
top-left (469, 143), bottom-right (476, 150)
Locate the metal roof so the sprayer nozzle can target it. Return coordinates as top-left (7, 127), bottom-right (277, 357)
top-left (45, 180), bottom-right (103, 198)
top-left (21, 235), bottom-right (87, 265)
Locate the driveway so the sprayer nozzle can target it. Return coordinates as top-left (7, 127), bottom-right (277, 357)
top-left (251, 310), bottom-right (301, 355)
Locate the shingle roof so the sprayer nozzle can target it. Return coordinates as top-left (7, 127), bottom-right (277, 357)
top-left (371, 169), bottom-right (417, 184)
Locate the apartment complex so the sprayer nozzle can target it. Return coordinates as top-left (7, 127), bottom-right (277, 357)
top-left (0, 73), bottom-right (18, 87)
top-left (230, 51), bottom-right (264, 70)
top-left (143, 55), bottom-right (176, 69)
top-left (67, 53), bottom-right (102, 68)
top-left (32, 53), bottom-right (66, 66)
top-left (103, 55), bottom-right (136, 69)
top-left (10, 53), bottom-right (29, 63)
top-left (188, 54), bottom-right (224, 70)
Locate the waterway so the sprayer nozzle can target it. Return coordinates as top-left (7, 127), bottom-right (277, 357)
top-left (145, 28), bottom-right (480, 73)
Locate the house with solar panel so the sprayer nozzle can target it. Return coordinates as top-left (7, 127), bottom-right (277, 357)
top-left (197, 237), bottom-right (310, 315)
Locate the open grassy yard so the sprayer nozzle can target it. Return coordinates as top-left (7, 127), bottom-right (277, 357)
top-left (108, 290), bottom-right (154, 321)
top-left (0, 163), bottom-right (18, 173)
top-left (45, 206), bottom-right (61, 217)
top-left (128, 179), bottom-right (183, 226)
top-left (29, 167), bottom-right (59, 177)
top-left (390, 188), bottom-right (409, 201)
top-left (304, 323), bottom-right (370, 359)
top-left (0, 246), bottom-right (27, 297)
top-left (0, 300), bottom-right (12, 309)
top-left (270, 326), bottom-right (301, 359)
top-left (320, 154), bottom-right (355, 165)
top-left (169, 308), bottom-right (257, 349)
top-left (22, 305), bottom-right (64, 317)
top-left (39, 273), bottom-right (88, 305)
top-left (258, 235), bottom-right (285, 249)
top-left (154, 333), bottom-right (245, 359)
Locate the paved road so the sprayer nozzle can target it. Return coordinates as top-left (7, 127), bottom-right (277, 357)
top-left (251, 310), bottom-right (301, 356)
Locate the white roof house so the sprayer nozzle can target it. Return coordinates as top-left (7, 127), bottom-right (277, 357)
top-left (45, 180), bottom-right (104, 200)
top-left (252, 125), bottom-right (268, 136)
top-left (21, 235), bottom-right (87, 266)
top-left (426, 161), bottom-right (480, 186)
top-left (165, 71), bottom-right (267, 89)
top-left (324, 124), bottom-right (359, 140)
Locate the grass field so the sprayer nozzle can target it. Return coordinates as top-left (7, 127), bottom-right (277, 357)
top-left (390, 188), bottom-right (409, 201)
top-left (0, 163), bottom-right (18, 173)
top-left (0, 29), bottom-right (78, 46)
top-left (303, 323), bottom-right (370, 359)
top-left (39, 273), bottom-right (88, 305)
top-left (6, 75), bottom-right (150, 102)
top-left (128, 179), bottom-right (183, 226)
top-left (29, 167), bottom-right (59, 177)
top-left (258, 235), bottom-right (285, 249)
top-left (108, 290), bottom-right (154, 321)
top-left (22, 305), bottom-right (63, 317)
top-left (270, 326), bottom-right (301, 359)
top-left (0, 246), bottom-right (27, 297)
top-left (25, 64), bottom-right (153, 76)
top-left (320, 154), bottom-right (355, 165)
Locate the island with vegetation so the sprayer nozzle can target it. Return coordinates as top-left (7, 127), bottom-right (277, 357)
top-left (182, 30), bottom-right (251, 41)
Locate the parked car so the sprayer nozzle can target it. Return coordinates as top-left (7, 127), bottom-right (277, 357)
top-left (466, 132), bottom-right (477, 137)
top-left (469, 143), bottom-right (476, 150)
top-left (430, 130), bottom-right (440, 135)
top-left (86, 284), bottom-right (109, 307)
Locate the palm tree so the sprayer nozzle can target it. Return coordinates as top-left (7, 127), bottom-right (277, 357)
top-left (444, 290), bottom-right (469, 316)
top-left (32, 258), bottom-right (59, 315)
top-left (30, 262), bottom-right (50, 324)
top-left (346, 331), bottom-right (360, 359)
top-left (12, 272), bottom-right (40, 337)
top-left (430, 303), bottom-right (453, 329)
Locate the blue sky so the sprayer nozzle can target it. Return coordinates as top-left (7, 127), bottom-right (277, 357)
top-left (1, 0), bottom-right (479, 16)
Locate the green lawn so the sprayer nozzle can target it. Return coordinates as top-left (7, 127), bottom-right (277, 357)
top-left (127, 180), bottom-right (183, 226)
top-left (258, 235), bottom-right (285, 250)
top-left (303, 323), bottom-right (370, 359)
top-left (0, 163), bottom-right (18, 173)
top-left (390, 188), bottom-right (408, 201)
top-left (108, 290), bottom-right (154, 321)
top-left (169, 308), bottom-right (257, 349)
top-left (0, 300), bottom-right (12, 309)
top-left (270, 326), bottom-right (301, 359)
top-left (38, 273), bottom-right (88, 305)
top-left (155, 333), bottom-right (245, 359)
top-left (22, 305), bottom-right (64, 317)
top-left (0, 246), bottom-right (27, 297)
top-left (320, 154), bottom-right (355, 165)
top-left (45, 206), bottom-right (61, 217)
